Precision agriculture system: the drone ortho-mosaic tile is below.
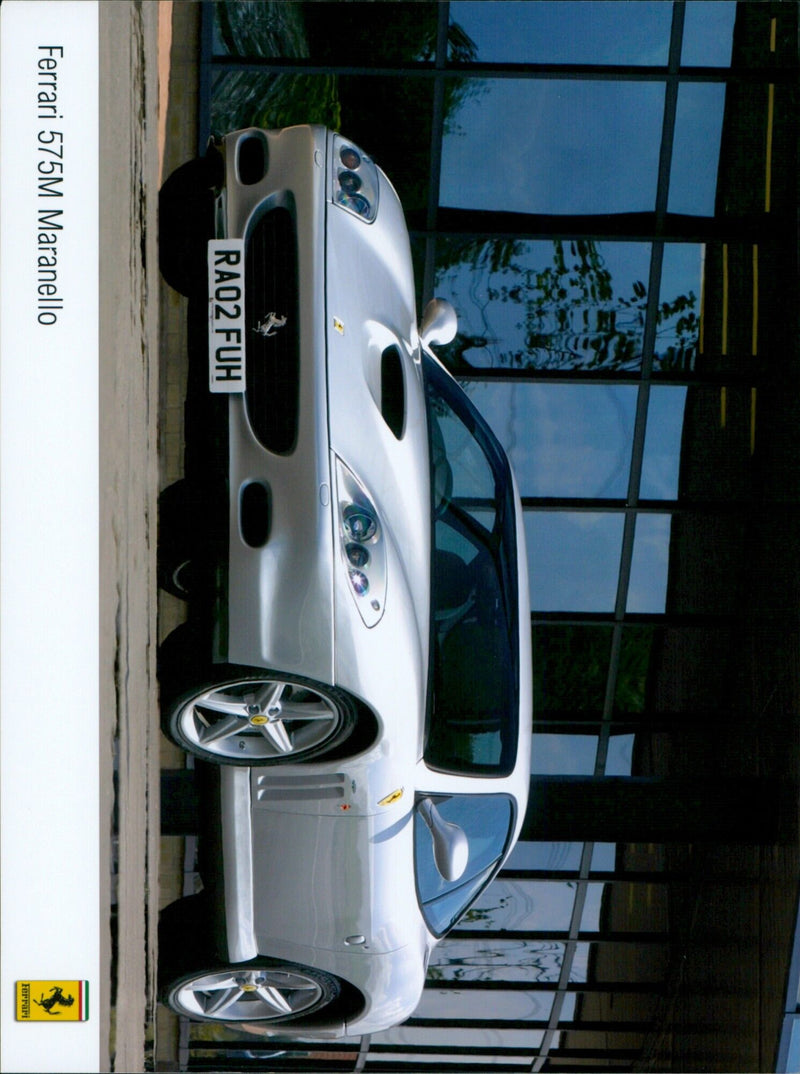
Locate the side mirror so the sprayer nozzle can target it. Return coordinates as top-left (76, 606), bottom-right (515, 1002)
top-left (418, 797), bottom-right (469, 881)
top-left (420, 298), bottom-right (458, 349)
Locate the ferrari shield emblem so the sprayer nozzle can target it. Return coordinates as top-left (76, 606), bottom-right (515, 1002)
top-left (16, 980), bottom-right (89, 1022)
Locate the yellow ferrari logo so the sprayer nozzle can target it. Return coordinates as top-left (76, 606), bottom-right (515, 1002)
top-left (16, 981), bottom-right (89, 1021)
top-left (378, 788), bottom-right (404, 807)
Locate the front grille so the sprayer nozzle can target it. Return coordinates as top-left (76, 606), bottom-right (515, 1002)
top-left (244, 206), bottom-right (299, 455)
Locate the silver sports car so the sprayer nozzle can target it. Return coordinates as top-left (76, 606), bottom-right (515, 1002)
top-left (157, 125), bottom-right (532, 1038)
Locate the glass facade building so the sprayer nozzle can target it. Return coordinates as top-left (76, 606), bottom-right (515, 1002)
top-left (170, 2), bottom-right (800, 1069)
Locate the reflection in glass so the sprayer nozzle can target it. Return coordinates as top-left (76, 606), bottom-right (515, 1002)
top-left (615, 625), bottom-right (657, 714)
top-left (213, 0), bottom-right (450, 63)
top-left (505, 841), bottom-right (586, 873)
top-left (210, 71), bottom-right (434, 212)
top-left (627, 514), bottom-right (671, 614)
top-left (533, 625), bottom-right (612, 716)
top-left (605, 733), bottom-right (635, 776)
top-left (467, 383), bottom-right (637, 498)
top-left (580, 883), bottom-right (606, 931)
top-left (641, 387), bottom-right (687, 500)
top-left (435, 239), bottom-right (651, 373)
top-left (655, 244), bottom-right (703, 372)
top-left (532, 733), bottom-right (598, 776)
top-left (669, 84), bottom-right (726, 216)
top-left (454, 879), bottom-right (577, 932)
top-left (430, 937), bottom-right (567, 983)
top-left (440, 81), bottom-right (664, 215)
top-left (681, 1), bottom-right (737, 67)
top-left (591, 843), bottom-right (617, 871)
top-left (374, 1024), bottom-right (546, 1050)
top-left (526, 513), bottom-right (624, 612)
top-left (569, 942), bottom-right (592, 983)
top-left (414, 986), bottom-right (555, 1022)
top-left (450, 1), bottom-right (672, 65)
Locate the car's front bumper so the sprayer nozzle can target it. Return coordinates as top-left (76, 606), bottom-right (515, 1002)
top-left (213, 127), bottom-right (336, 684)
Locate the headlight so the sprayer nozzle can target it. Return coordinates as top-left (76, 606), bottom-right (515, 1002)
top-left (332, 135), bottom-right (379, 223)
top-left (335, 458), bottom-right (386, 626)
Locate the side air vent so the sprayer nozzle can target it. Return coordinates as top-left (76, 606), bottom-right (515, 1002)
top-left (237, 133), bottom-right (268, 186)
top-left (381, 345), bottom-right (405, 439)
top-left (245, 205), bottom-right (299, 454)
top-left (254, 772), bottom-right (346, 804)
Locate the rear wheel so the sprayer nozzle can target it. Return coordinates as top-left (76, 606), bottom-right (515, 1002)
top-left (164, 962), bottom-right (340, 1024)
top-left (158, 894), bottom-right (340, 1025)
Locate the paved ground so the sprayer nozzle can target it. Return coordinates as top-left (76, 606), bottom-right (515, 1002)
top-left (98, 2), bottom-right (167, 1069)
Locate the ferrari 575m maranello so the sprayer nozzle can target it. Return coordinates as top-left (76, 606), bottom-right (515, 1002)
top-left (157, 125), bottom-right (532, 1038)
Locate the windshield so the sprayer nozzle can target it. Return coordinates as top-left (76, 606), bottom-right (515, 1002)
top-left (414, 793), bottom-right (515, 937)
top-left (422, 354), bottom-right (520, 776)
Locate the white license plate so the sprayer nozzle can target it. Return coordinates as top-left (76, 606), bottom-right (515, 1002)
top-left (208, 238), bottom-right (245, 393)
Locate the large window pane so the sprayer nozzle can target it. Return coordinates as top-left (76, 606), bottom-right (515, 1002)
top-left (440, 81), bottom-right (664, 215)
top-left (454, 879), bottom-right (577, 932)
top-left (641, 387), bottom-right (687, 500)
top-left (211, 71), bottom-right (433, 211)
top-left (414, 987), bottom-right (555, 1022)
top-left (532, 733), bottom-right (598, 776)
top-left (436, 240), bottom-right (651, 373)
top-left (533, 625), bottom-right (612, 716)
top-left (669, 83), bottom-right (726, 216)
top-left (431, 937), bottom-right (568, 983)
top-left (681, 1), bottom-right (737, 67)
top-left (450, 1), bottom-right (672, 65)
top-left (375, 1025), bottom-right (546, 1051)
top-left (213, 0), bottom-right (443, 63)
top-left (655, 243), bottom-right (702, 373)
top-left (526, 513), bottom-right (624, 612)
top-left (505, 842), bottom-right (587, 873)
top-left (604, 733), bottom-right (635, 776)
top-left (615, 625), bottom-right (657, 714)
top-left (627, 514), bottom-right (672, 614)
top-left (467, 383), bottom-right (638, 498)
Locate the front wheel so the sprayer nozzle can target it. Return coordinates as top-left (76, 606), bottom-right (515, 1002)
top-left (169, 673), bottom-right (357, 765)
top-left (164, 961), bottom-right (340, 1025)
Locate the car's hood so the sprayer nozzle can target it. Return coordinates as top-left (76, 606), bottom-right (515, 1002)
top-left (324, 162), bottom-right (431, 752)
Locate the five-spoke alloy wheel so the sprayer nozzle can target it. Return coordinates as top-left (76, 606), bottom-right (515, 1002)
top-left (165, 962), bottom-right (340, 1024)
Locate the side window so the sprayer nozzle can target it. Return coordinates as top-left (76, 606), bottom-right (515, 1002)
top-left (414, 794), bottom-right (514, 936)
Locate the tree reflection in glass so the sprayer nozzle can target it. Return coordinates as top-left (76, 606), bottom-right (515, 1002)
top-left (434, 239), bottom-right (699, 374)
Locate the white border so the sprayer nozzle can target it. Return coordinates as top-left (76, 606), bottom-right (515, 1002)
top-left (0, 3), bottom-right (100, 1070)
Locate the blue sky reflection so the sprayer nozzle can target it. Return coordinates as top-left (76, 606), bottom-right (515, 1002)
top-left (440, 80), bottom-right (664, 216)
top-left (450, 1), bottom-right (672, 66)
top-left (468, 382), bottom-right (637, 499)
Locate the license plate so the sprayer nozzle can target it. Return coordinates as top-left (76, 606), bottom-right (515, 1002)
top-left (208, 238), bottom-right (245, 393)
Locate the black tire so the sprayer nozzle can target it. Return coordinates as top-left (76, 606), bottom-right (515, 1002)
top-left (159, 150), bottom-right (224, 296)
top-left (158, 895), bottom-right (340, 1026)
top-left (157, 480), bottom-right (201, 600)
top-left (158, 624), bottom-right (359, 766)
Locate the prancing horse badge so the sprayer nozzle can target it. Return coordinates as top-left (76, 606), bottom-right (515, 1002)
top-left (254, 312), bottom-right (287, 337)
